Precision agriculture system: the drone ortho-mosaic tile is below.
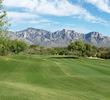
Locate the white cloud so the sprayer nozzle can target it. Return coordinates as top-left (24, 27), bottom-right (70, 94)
top-left (7, 12), bottom-right (38, 21)
top-left (3, 0), bottom-right (35, 9)
top-left (7, 11), bottom-right (51, 25)
top-left (4, 0), bottom-right (102, 22)
top-left (85, 0), bottom-right (110, 13)
top-left (3, 0), bottom-right (110, 26)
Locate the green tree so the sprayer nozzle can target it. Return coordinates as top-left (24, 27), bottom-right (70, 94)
top-left (97, 47), bottom-right (110, 59)
top-left (0, 0), bottom-right (9, 56)
top-left (9, 40), bottom-right (28, 54)
top-left (68, 40), bottom-right (97, 57)
top-left (0, 0), bottom-right (8, 37)
top-left (84, 43), bottom-right (97, 57)
top-left (68, 40), bottom-right (86, 56)
top-left (0, 38), bottom-right (10, 55)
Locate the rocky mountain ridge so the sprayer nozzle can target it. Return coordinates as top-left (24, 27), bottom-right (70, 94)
top-left (8, 28), bottom-right (110, 47)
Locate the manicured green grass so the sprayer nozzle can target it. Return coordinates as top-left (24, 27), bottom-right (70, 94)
top-left (0, 55), bottom-right (110, 100)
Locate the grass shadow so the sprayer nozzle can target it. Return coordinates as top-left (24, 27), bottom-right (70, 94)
top-left (50, 56), bottom-right (79, 59)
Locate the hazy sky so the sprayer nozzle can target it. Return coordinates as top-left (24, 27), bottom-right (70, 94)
top-left (3, 0), bottom-right (110, 35)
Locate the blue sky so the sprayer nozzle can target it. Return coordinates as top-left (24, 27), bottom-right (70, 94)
top-left (3, 0), bottom-right (110, 35)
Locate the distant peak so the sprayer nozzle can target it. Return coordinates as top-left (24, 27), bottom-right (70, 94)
top-left (88, 32), bottom-right (101, 35)
top-left (62, 29), bottom-right (67, 32)
top-left (87, 32), bottom-right (103, 36)
top-left (27, 27), bottom-right (36, 30)
top-left (61, 29), bottom-right (75, 33)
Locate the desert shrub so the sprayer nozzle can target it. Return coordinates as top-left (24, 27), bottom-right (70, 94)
top-left (68, 40), bottom-right (97, 57)
top-left (9, 40), bottom-right (28, 54)
top-left (0, 38), bottom-right (28, 56)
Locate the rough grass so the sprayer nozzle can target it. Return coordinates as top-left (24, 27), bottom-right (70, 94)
top-left (0, 55), bottom-right (110, 100)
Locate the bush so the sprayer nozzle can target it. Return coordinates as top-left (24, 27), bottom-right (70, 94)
top-left (68, 41), bottom-right (97, 57)
top-left (97, 48), bottom-right (110, 59)
top-left (9, 40), bottom-right (28, 54)
top-left (0, 38), bottom-right (28, 56)
top-left (0, 38), bottom-right (10, 56)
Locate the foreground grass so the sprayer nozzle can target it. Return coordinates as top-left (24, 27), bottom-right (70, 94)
top-left (0, 55), bottom-right (110, 100)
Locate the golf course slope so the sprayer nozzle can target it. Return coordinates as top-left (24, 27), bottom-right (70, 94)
top-left (0, 55), bottom-right (110, 100)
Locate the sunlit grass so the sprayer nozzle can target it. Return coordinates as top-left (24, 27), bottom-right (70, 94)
top-left (0, 55), bottom-right (110, 100)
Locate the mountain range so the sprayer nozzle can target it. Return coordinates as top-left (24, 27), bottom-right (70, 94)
top-left (8, 28), bottom-right (110, 47)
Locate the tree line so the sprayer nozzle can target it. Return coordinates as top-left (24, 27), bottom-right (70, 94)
top-left (0, 36), bottom-right (110, 59)
top-left (25, 41), bottom-right (110, 59)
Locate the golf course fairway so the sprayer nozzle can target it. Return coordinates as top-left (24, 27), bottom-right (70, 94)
top-left (0, 55), bottom-right (110, 100)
